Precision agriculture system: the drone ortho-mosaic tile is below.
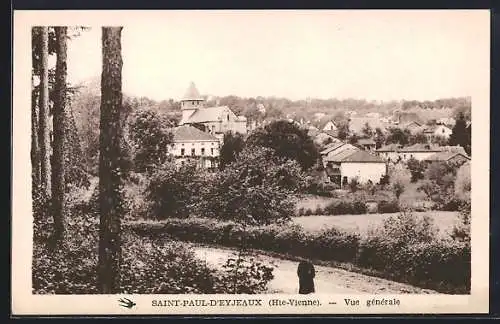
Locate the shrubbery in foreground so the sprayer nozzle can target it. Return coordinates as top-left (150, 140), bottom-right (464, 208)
top-left (126, 211), bottom-right (470, 294)
top-left (33, 211), bottom-right (274, 294)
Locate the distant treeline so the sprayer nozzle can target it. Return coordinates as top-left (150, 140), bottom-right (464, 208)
top-left (72, 78), bottom-right (471, 127)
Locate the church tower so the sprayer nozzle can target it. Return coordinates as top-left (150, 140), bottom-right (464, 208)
top-left (180, 82), bottom-right (205, 125)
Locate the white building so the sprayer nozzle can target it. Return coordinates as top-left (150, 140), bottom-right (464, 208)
top-left (423, 124), bottom-right (453, 141)
top-left (170, 125), bottom-right (220, 169)
top-left (323, 148), bottom-right (387, 187)
top-left (340, 151), bottom-right (387, 186)
top-left (179, 82), bottom-right (247, 136)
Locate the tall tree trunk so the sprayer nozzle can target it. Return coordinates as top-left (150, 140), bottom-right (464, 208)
top-left (39, 26), bottom-right (51, 197)
top-left (31, 72), bottom-right (40, 196)
top-left (98, 27), bottom-right (123, 294)
top-left (51, 26), bottom-right (68, 243)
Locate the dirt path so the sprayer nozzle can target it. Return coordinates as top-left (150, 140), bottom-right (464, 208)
top-left (190, 244), bottom-right (440, 295)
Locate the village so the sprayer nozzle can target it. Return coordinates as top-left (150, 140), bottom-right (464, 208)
top-left (168, 82), bottom-right (471, 194)
top-left (29, 24), bottom-right (473, 299)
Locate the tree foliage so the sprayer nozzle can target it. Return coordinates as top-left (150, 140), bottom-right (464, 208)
top-left (406, 157), bottom-right (426, 182)
top-left (385, 127), bottom-right (411, 146)
top-left (246, 120), bottom-right (319, 171)
top-left (128, 108), bottom-right (174, 173)
top-left (337, 121), bottom-right (350, 140)
top-left (449, 112), bottom-right (471, 155)
top-left (361, 122), bottom-right (373, 138)
top-left (219, 131), bottom-right (245, 170)
top-left (201, 146), bottom-right (306, 225)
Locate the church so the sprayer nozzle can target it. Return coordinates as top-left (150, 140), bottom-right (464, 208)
top-left (168, 82), bottom-right (248, 169)
top-left (179, 82), bottom-right (248, 142)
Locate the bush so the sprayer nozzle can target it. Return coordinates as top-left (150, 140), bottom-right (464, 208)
top-left (451, 201), bottom-right (471, 243)
top-left (32, 213), bottom-right (274, 294)
top-left (145, 161), bottom-right (208, 219)
top-left (357, 210), bottom-right (470, 293)
top-left (323, 199), bottom-right (367, 215)
top-left (306, 181), bottom-right (337, 197)
top-left (439, 197), bottom-right (468, 211)
top-left (454, 163), bottom-right (471, 201)
top-left (220, 254), bottom-right (275, 294)
top-left (314, 205), bottom-right (324, 215)
top-left (377, 200), bottom-right (400, 213)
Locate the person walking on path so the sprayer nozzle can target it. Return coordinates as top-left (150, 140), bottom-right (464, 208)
top-left (297, 260), bottom-right (315, 294)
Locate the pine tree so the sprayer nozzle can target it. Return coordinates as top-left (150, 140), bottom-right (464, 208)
top-left (449, 112), bottom-right (467, 148)
top-left (39, 26), bottom-right (51, 197)
top-left (98, 27), bottom-right (124, 294)
top-left (51, 26), bottom-right (68, 243)
top-left (31, 38), bottom-right (40, 196)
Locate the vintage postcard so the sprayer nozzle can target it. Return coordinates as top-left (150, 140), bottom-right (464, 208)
top-left (12, 10), bottom-right (490, 315)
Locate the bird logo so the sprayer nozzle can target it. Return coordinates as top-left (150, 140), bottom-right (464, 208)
top-left (118, 297), bottom-right (136, 309)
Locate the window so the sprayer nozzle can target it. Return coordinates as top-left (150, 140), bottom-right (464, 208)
top-left (191, 148), bottom-right (195, 156)
top-left (442, 129), bottom-right (445, 133)
top-left (181, 148), bottom-right (185, 156)
top-left (201, 148), bottom-right (205, 156)
top-left (227, 114), bottom-right (230, 121)
top-left (211, 148), bottom-right (214, 155)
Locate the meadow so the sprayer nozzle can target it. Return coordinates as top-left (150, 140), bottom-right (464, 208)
top-left (293, 211), bottom-right (460, 237)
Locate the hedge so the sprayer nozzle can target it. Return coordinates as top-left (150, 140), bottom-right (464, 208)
top-left (125, 216), bottom-right (470, 294)
top-left (297, 199), bottom-right (400, 216)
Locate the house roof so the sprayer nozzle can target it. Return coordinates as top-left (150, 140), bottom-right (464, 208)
top-left (427, 151), bottom-right (470, 162)
top-left (340, 150), bottom-right (386, 163)
top-left (185, 106), bottom-right (230, 123)
top-left (320, 141), bottom-right (347, 155)
top-left (323, 147), bottom-right (360, 162)
top-left (376, 143), bottom-right (402, 152)
top-left (398, 143), bottom-right (442, 152)
top-left (172, 125), bottom-right (219, 142)
top-left (182, 82), bottom-right (204, 101)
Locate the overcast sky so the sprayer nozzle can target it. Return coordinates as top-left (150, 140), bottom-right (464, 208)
top-left (61, 10), bottom-right (488, 102)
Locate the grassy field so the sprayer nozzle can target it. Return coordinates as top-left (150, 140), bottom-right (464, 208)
top-left (293, 211), bottom-right (460, 237)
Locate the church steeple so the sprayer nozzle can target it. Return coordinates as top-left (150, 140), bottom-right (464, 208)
top-left (180, 82), bottom-right (205, 125)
